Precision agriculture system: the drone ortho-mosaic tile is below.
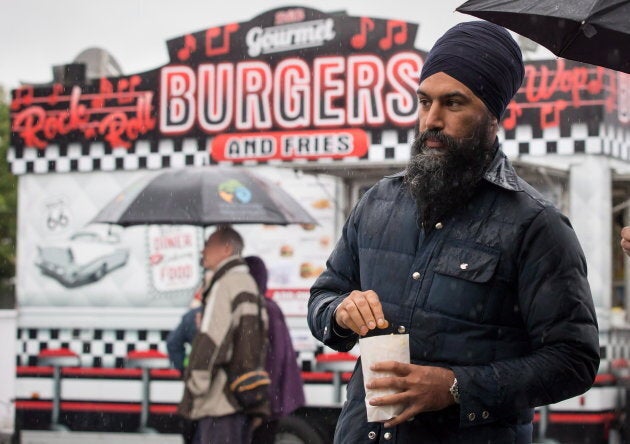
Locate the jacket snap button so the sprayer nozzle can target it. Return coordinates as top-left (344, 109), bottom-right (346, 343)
top-left (460, 263), bottom-right (469, 270)
top-left (384, 432), bottom-right (393, 440)
top-left (482, 410), bottom-right (490, 419)
top-left (397, 325), bottom-right (406, 334)
top-left (368, 431), bottom-right (377, 440)
top-left (324, 326), bottom-right (328, 334)
top-left (468, 412), bottom-right (476, 421)
top-left (435, 222), bottom-right (443, 229)
top-left (412, 271), bottom-right (421, 280)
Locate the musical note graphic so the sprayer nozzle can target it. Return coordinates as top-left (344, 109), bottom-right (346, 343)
top-left (502, 102), bottom-right (522, 130)
top-left (91, 78), bottom-right (114, 108)
top-left (119, 76), bottom-right (143, 105)
top-left (205, 23), bottom-right (240, 57)
top-left (177, 34), bottom-right (197, 61)
top-left (47, 83), bottom-right (64, 105)
top-left (351, 17), bottom-right (375, 50)
top-left (379, 20), bottom-right (408, 50)
top-left (11, 86), bottom-right (34, 110)
top-left (540, 101), bottom-right (568, 129)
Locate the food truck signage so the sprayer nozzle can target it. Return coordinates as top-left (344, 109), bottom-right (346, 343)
top-left (9, 6), bottom-right (625, 167)
top-left (10, 7), bottom-right (422, 163)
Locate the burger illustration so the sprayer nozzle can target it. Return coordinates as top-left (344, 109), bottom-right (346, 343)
top-left (280, 245), bottom-right (294, 257)
top-left (300, 262), bottom-right (324, 278)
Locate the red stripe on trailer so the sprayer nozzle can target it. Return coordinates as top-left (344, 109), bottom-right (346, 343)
top-left (534, 411), bottom-right (617, 424)
top-left (301, 371), bottom-right (353, 382)
top-left (16, 366), bottom-right (181, 379)
top-left (15, 400), bottom-right (53, 410)
top-left (16, 400), bottom-right (178, 414)
top-left (17, 366), bottom-right (53, 376)
top-left (594, 373), bottom-right (616, 385)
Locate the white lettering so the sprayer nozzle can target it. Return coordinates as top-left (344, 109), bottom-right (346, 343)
top-left (274, 58), bottom-right (311, 128)
top-left (347, 55), bottom-right (386, 125)
top-left (198, 63), bottom-right (234, 132)
top-left (160, 66), bottom-right (196, 134)
top-left (246, 19), bottom-right (336, 57)
top-left (235, 61), bottom-right (273, 130)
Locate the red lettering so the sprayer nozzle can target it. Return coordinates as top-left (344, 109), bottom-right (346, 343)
top-left (518, 60), bottom-right (608, 129)
top-left (98, 92), bottom-right (155, 148)
top-left (524, 60), bottom-right (604, 106)
top-left (160, 265), bottom-right (193, 281)
top-left (12, 107), bottom-right (47, 148)
top-left (11, 83), bottom-right (155, 149)
top-left (11, 87), bottom-right (90, 149)
top-left (153, 234), bottom-right (194, 251)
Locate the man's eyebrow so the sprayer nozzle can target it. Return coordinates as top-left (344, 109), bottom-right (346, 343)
top-left (416, 90), bottom-right (470, 101)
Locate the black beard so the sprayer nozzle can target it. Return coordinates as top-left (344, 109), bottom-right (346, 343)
top-left (404, 122), bottom-right (495, 228)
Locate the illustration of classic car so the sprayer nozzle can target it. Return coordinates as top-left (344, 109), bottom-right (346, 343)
top-left (35, 225), bottom-right (130, 288)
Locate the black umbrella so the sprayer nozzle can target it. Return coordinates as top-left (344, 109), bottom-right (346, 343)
top-left (91, 167), bottom-right (317, 226)
top-left (456, 0), bottom-right (630, 74)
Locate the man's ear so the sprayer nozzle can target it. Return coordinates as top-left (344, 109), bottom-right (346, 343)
top-left (488, 115), bottom-right (499, 136)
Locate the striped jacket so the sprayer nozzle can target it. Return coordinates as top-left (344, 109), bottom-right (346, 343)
top-left (177, 256), bottom-right (270, 420)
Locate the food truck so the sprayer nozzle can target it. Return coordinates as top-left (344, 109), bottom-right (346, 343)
top-left (5, 5), bottom-right (630, 443)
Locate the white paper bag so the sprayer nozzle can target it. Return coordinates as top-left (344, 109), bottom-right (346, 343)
top-left (359, 334), bottom-right (410, 422)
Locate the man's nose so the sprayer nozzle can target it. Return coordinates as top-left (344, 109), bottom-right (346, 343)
top-left (423, 103), bottom-right (444, 131)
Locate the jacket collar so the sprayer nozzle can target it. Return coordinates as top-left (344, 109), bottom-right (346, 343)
top-left (481, 139), bottom-right (523, 192)
top-left (214, 255), bottom-right (245, 273)
top-left (389, 138), bottom-right (522, 192)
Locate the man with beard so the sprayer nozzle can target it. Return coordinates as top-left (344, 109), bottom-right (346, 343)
top-left (307, 21), bottom-right (599, 444)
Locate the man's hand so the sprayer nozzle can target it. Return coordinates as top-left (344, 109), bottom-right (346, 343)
top-left (335, 290), bottom-right (389, 336)
top-left (622, 227), bottom-right (630, 257)
top-left (366, 362), bottom-right (456, 428)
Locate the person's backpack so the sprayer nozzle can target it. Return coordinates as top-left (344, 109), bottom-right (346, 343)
top-left (202, 258), bottom-right (271, 410)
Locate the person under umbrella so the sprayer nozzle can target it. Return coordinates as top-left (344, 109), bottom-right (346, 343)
top-left (456, 0), bottom-right (630, 74)
top-left (177, 226), bottom-right (270, 444)
top-left (308, 21), bottom-right (599, 444)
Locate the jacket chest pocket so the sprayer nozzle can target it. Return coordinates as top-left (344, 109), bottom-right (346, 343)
top-left (425, 243), bottom-right (500, 323)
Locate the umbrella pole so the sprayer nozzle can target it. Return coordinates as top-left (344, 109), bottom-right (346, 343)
top-left (558, 22), bottom-right (594, 58)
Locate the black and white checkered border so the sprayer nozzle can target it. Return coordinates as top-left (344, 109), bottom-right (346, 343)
top-left (600, 123), bottom-right (630, 160)
top-left (16, 327), bottom-right (170, 368)
top-left (501, 122), bottom-right (630, 162)
top-left (7, 130), bottom-right (417, 175)
top-left (8, 123), bottom-right (629, 175)
top-left (599, 328), bottom-right (630, 374)
top-left (499, 123), bottom-right (607, 159)
top-left (8, 138), bottom-right (211, 176)
top-left (17, 325), bottom-right (628, 375)
top-left (16, 326), bottom-right (319, 371)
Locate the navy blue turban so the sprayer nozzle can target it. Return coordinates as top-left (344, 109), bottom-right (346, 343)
top-left (419, 21), bottom-right (525, 120)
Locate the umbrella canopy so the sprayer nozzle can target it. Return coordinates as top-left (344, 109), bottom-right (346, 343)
top-left (456, 0), bottom-right (630, 74)
top-left (92, 167), bottom-right (318, 227)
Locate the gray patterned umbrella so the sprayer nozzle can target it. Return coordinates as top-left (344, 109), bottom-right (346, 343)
top-left (92, 167), bottom-right (317, 227)
top-left (456, 0), bottom-right (630, 73)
